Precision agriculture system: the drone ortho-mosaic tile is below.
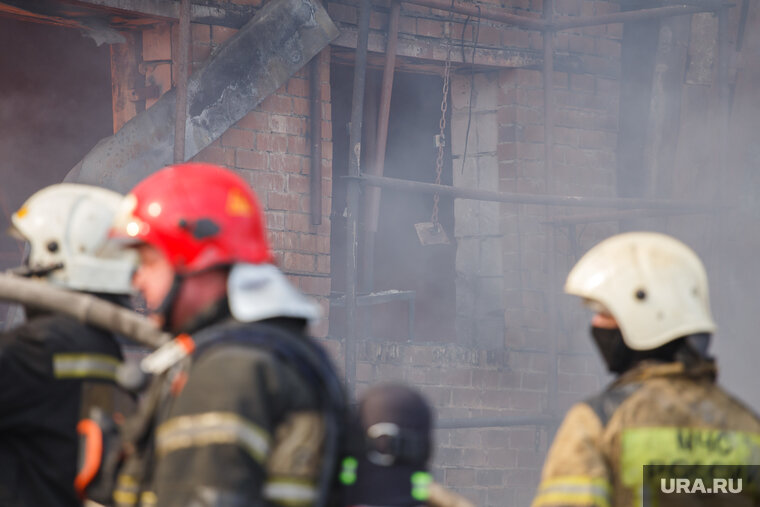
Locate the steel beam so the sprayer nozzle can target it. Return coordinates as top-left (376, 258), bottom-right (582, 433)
top-left (351, 174), bottom-right (715, 211)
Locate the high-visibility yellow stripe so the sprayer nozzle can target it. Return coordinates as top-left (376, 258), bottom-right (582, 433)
top-left (156, 412), bottom-right (271, 465)
top-left (113, 490), bottom-right (138, 506)
top-left (140, 491), bottom-right (157, 506)
top-left (532, 491), bottom-right (611, 507)
top-left (532, 477), bottom-right (611, 507)
top-left (263, 478), bottom-right (318, 507)
top-left (53, 353), bottom-right (119, 381)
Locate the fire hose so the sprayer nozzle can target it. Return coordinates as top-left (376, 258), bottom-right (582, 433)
top-left (0, 272), bottom-right (170, 349)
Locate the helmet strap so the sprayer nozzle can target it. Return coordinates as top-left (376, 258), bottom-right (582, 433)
top-left (155, 273), bottom-right (184, 332)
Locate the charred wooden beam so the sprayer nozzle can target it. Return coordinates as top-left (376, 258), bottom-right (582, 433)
top-left (66, 0), bottom-right (339, 193)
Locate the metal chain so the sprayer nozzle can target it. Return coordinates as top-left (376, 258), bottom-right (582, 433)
top-left (432, 23), bottom-right (453, 229)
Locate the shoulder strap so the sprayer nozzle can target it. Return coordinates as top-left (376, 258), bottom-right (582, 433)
top-left (584, 382), bottom-right (643, 427)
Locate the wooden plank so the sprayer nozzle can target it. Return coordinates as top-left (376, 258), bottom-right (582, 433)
top-left (110, 30), bottom-right (142, 133)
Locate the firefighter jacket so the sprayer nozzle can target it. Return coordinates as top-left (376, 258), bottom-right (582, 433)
top-left (531, 360), bottom-right (760, 507)
top-left (114, 316), bottom-right (344, 507)
top-left (0, 313), bottom-right (123, 507)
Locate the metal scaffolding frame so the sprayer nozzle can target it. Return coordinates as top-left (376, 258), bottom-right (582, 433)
top-left (343, 0), bottom-right (731, 431)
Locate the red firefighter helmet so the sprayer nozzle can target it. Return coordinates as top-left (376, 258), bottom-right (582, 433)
top-left (112, 162), bottom-right (274, 273)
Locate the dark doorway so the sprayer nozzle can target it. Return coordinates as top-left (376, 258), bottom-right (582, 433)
top-left (0, 17), bottom-right (113, 325)
top-left (330, 63), bottom-right (456, 343)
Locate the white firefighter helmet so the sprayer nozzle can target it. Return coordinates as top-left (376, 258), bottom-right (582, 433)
top-left (10, 183), bottom-right (136, 294)
top-left (565, 232), bottom-right (715, 351)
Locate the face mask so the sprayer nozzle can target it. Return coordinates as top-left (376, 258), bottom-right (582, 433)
top-left (591, 326), bottom-right (634, 374)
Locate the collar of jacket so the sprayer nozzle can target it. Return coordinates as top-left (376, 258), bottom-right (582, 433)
top-left (613, 359), bottom-right (718, 386)
top-left (227, 263), bottom-right (321, 325)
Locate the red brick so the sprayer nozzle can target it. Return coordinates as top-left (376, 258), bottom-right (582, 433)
top-left (502, 28), bottom-right (531, 48)
top-left (568, 33), bottom-right (594, 54)
top-left (236, 111), bottom-right (269, 131)
top-left (289, 136), bottom-right (310, 157)
top-left (299, 233), bottom-right (317, 253)
top-left (555, 126), bottom-right (579, 146)
top-left (257, 133), bottom-right (288, 153)
top-left (498, 105), bottom-right (518, 124)
top-left (596, 1), bottom-right (619, 14)
top-left (485, 448), bottom-right (518, 467)
top-left (292, 97), bottom-right (310, 116)
top-left (556, 0), bottom-right (581, 16)
top-left (529, 32), bottom-right (543, 50)
top-left (268, 192), bottom-right (301, 211)
top-left (269, 231), bottom-right (298, 250)
top-left (451, 388), bottom-right (481, 408)
top-left (288, 174), bottom-right (310, 194)
top-left (607, 22), bottom-right (623, 39)
top-left (266, 211), bottom-right (285, 231)
top-left (285, 212), bottom-right (312, 233)
top-left (510, 428), bottom-right (539, 450)
top-left (192, 145), bottom-right (234, 167)
top-left (579, 130), bottom-right (616, 149)
top-left (478, 25), bottom-right (502, 47)
top-left (521, 125), bottom-right (544, 143)
top-left (482, 389), bottom-right (512, 408)
top-left (222, 128), bottom-right (253, 149)
top-left (250, 171), bottom-right (286, 192)
top-left (321, 102), bottom-right (331, 121)
top-left (517, 88), bottom-right (543, 107)
top-left (399, 15), bottom-right (416, 34)
top-left (497, 142), bottom-right (517, 161)
top-left (417, 19), bottom-right (444, 38)
top-left (444, 469), bottom-right (477, 488)
top-left (521, 371), bottom-right (547, 390)
top-left (321, 120), bottom-right (332, 140)
top-left (516, 142), bottom-right (542, 160)
top-left (516, 69), bottom-right (542, 88)
top-left (570, 73), bottom-right (595, 92)
top-left (282, 251), bottom-right (316, 271)
top-left (553, 71), bottom-right (569, 89)
top-left (270, 115), bottom-right (307, 136)
top-left (287, 78), bottom-right (309, 98)
top-left (316, 236), bottom-right (330, 254)
top-left (596, 38), bottom-right (621, 58)
top-left (258, 94), bottom-right (292, 113)
top-left (321, 140), bottom-right (333, 160)
top-left (270, 153), bottom-right (304, 173)
top-left (235, 149), bottom-right (267, 170)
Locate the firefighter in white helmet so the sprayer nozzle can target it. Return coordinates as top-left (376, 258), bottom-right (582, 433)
top-left (0, 184), bottom-right (135, 506)
top-left (532, 232), bottom-right (760, 507)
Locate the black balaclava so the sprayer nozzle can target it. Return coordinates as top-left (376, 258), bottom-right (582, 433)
top-left (591, 326), bottom-right (713, 375)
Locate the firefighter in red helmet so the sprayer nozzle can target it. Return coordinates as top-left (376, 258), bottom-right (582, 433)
top-left (110, 162), bottom-right (344, 507)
